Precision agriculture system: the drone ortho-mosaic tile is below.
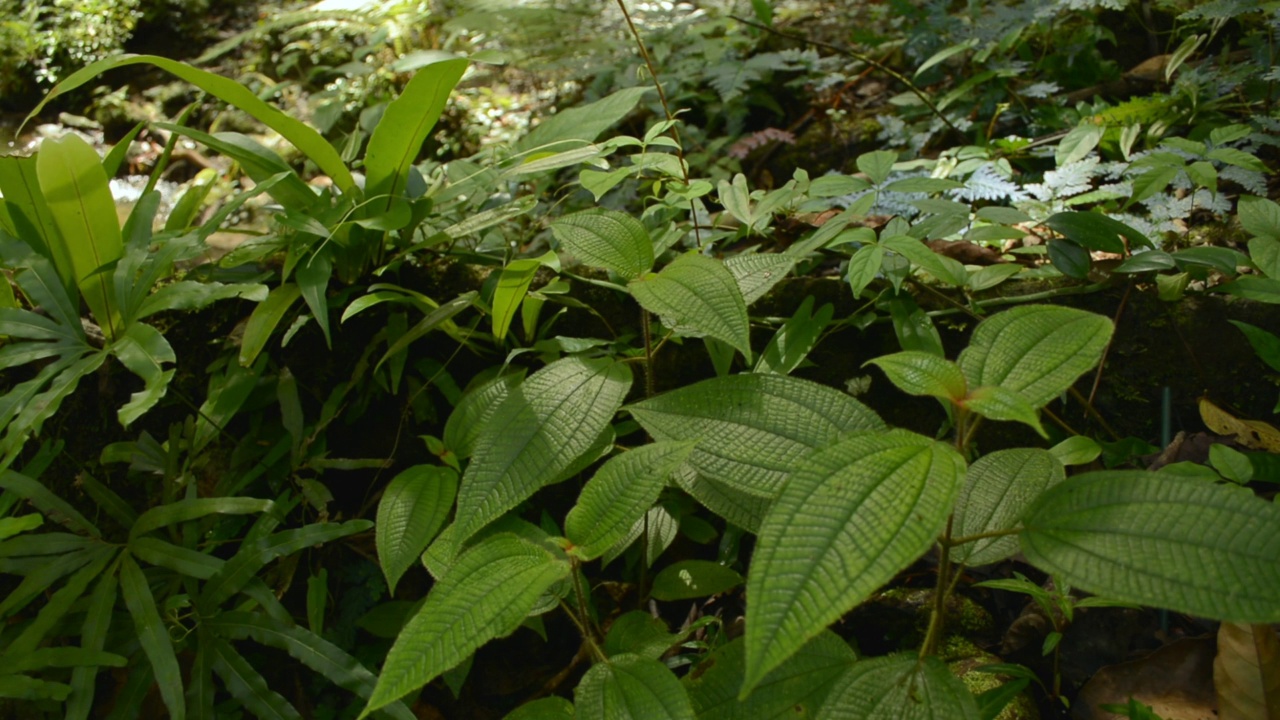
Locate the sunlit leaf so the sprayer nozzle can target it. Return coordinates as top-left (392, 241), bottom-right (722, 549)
top-left (950, 449), bottom-right (1063, 566)
top-left (865, 351), bottom-right (966, 402)
top-left (629, 253), bottom-right (752, 361)
top-left (550, 209), bottom-right (654, 280)
top-left (575, 654), bottom-right (695, 720)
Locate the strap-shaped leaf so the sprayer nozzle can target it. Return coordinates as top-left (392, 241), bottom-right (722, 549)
top-left (4, 647), bottom-right (125, 674)
top-left (513, 86), bottom-right (649, 156)
top-left (363, 534), bottom-right (570, 718)
top-left (574, 654), bottom-right (696, 720)
top-left (27, 55), bottom-right (353, 193)
top-left (684, 632), bottom-right (855, 719)
top-left (66, 567), bottom-right (120, 720)
top-left (950, 449), bottom-right (1063, 567)
top-left (206, 611), bottom-right (415, 720)
top-left (628, 374), bottom-right (884, 499)
top-left (491, 258), bottom-right (543, 342)
top-left (130, 498), bottom-right (274, 541)
top-left (550, 209), bottom-right (654, 280)
top-left (154, 125), bottom-right (317, 212)
top-left (815, 655), bottom-right (980, 719)
top-left (566, 441), bottom-right (696, 560)
top-left (628, 253), bottom-right (752, 361)
top-left (200, 519), bottom-right (372, 607)
top-left (36, 133), bottom-right (123, 338)
top-left (443, 371), bottom-right (526, 459)
top-left (0, 155), bottom-right (72, 295)
top-left (239, 283), bottom-right (303, 368)
top-left (364, 56), bottom-right (468, 217)
top-left (4, 544), bottom-right (114, 657)
top-left (129, 537), bottom-right (224, 579)
top-left (865, 351), bottom-right (966, 402)
top-left (957, 305), bottom-right (1112, 409)
top-left (453, 356), bottom-right (631, 547)
top-left (744, 431), bottom-right (964, 696)
top-left (210, 636), bottom-right (301, 720)
top-left (121, 553), bottom-right (185, 720)
top-left (0, 469), bottom-right (99, 537)
top-left (0, 674), bottom-right (71, 701)
top-left (187, 626), bottom-right (215, 720)
top-left (377, 464), bottom-right (458, 594)
top-left (1021, 471), bottom-right (1280, 622)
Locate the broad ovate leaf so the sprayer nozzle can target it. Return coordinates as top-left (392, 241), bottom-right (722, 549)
top-left (363, 534), bottom-right (570, 718)
top-left (574, 654), bottom-right (695, 720)
top-left (565, 441), bottom-right (696, 560)
top-left (1022, 471), bottom-right (1280, 622)
top-left (950, 449), bottom-right (1063, 566)
top-left (650, 560), bottom-right (743, 601)
top-left (816, 655), bottom-right (980, 720)
top-left (684, 632), bottom-right (855, 720)
top-left (376, 465), bottom-right (458, 594)
top-left (627, 374), bottom-right (884, 499)
top-left (743, 430), bottom-right (965, 695)
top-left (957, 305), bottom-right (1112, 409)
top-left (865, 351), bottom-right (966, 402)
top-left (443, 371), bottom-right (526, 459)
top-left (453, 356), bottom-right (631, 547)
top-left (628, 253), bottom-right (752, 361)
top-left (962, 385), bottom-right (1047, 438)
top-left (550, 209), bottom-right (654, 280)
top-left (724, 254), bottom-right (796, 306)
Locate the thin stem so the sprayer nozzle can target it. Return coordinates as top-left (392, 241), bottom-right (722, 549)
top-left (1086, 276), bottom-right (1131, 412)
top-left (641, 308), bottom-right (656, 399)
top-left (920, 515), bottom-right (955, 660)
top-left (945, 527), bottom-right (1022, 547)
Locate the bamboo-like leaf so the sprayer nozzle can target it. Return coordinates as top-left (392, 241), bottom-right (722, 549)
top-left (0, 513), bottom-right (42, 541)
top-left (491, 258), bottom-right (543, 342)
top-left (1022, 471), bottom-right (1280, 622)
top-left (628, 374), bottom-right (884, 499)
top-left (364, 56), bottom-right (468, 217)
top-left (629, 253), bottom-right (753, 361)
top-left (35, 133), bottom-right (124, 338)
top-left (187, 626), bottom-right (215, 720)
top-left (565, 441), bottom-right (696, 560)
top-left (114, 322), bottom-right (178, 427)
top-left (684, 633), bottom-right (856, 719)
top-left (200, 519), bottom-right (372, 607)
top-left (0, 469), bottom-right (100, 537)
top-left (574, 654), bottom-right (696, 720)
top-left (512, 86), bottom-right (649, 156)
top-left (205, 611), bottom-right (416, 720)
top-left (957, 305), bottom-right (1112, 409)
top-left (754, 296), bottom-right (832, 376)
top-left (950, 449), bottom-right (1063, 566)
top-left (743, 431), bottom-right (964, 696)
top-left (296, 252), bottom-right (333, 348)
top-left (210, 637), bottom-right (301, 720)
top-left (120, 553), bottom-right (185, 720)
top-left (377, 465), bottom-right (458, 594)
top-left (453, 356), bottom-right (631, 547)
top-left (4, 545), bottom-right (115, 657)
top-left (129, 537), bottom-right (224, 579)
top-left (443, 371), bottom-right (526, 459)
top-left (550, 209), bottom-right (654, 280)
top-left (865, 351), bottom-right (967, 402)
top-left (66, 568), bottom-right (121, 720)
top-left (240, 283), bottom-right (303, 367)
top-left (154, 125), bottom-right (318, 211)
top-left (0, 675), bottom-right (71, 701)
top-left (1215, 622), bottom-right (1280, 720)
top-left (130, 497), bottom-right (274, 540)
top-left (362, 534), bottom-right (570, 718)
top-left (375, 291), bottom-right (477, 371)
top-left (815, 655), bottom-right (980, 719)
top-left (26, 55), bottom-right (353, 192)
top-left (11, 250), bottom-right (83, 333)
top-left (4, 647), bottom-right (126, 674)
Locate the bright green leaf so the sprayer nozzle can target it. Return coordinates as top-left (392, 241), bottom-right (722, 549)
top-left (377, 465), bottom-right (458, 594)
top-left (629, 253), bottom-right (752, 361)
top-left (865, 351), bottom-right (967, 402)
top-left (950, 449), bottom-right (1064, 566)
top-left (121, 553), bottom-right (185, 720)
top-left (856, 151), bottom-right (897, 186)
top-left (550, 209), bottom-right (654, 280)
top-left (650, 560), bottom-right (743, 601)
top-left (575, 654), bottom-right (695, 720)
top-left (1048, 436), bottom-right (1102, 466)
top-left (963, 385), bottom-right (1047, 437)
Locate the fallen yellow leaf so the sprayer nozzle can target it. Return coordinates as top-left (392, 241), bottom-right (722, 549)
top-left (1198, 397), bottom-right (1280, 453)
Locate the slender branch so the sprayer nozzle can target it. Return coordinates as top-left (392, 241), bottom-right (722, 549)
top-left (946, 527), bottom-right (1022, 547)
top-left (1086, 276), bottom-right (1132, 412)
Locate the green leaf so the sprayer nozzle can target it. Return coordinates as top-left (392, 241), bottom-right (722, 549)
top-left (129, 498), bottom-right (274, 541)
top-left (4, 647), bottom-right (125, 674)
top-left (565, 441), bottom-right (696, 560)
top-left (957, 305), bottom-right (1112, 409)
top-left (0, 513), bottom-right (42, 541)
top-left (1048, 436), bottom-right (1102, 466)
top-left (66, 566), bottom-right (119, 720)
top-left (685, 632), bottom-right (855, 719)
top-left (0, 469), bottom-right (99, 537)
top-left (816, 655), bottom-right (980, 719)
top-left (1219, 275), bottom-right (1280, 303)
top-left (628, 374), bottom-right (884, 499)
top-left (1173, 246), bottom-right (1245, 276)
top-left (4, 544), bottom-right (115, 657)
top-left (114, 322), bottom-right (178, 426)
top-left (35, 133), bottom-right (124, 339)
top-left (128, 537), bottom-right (223, 579)
top-left (1114, 250), bottom-right (1175, 274)
top-left (1207, 147), bottom-right (1268, 173)
top-left (650, 560), bottom-right (743, 601)
top-left (491, 258), bottom-right (543, 342)
top-left (963, 385), bottom-right (1047, 438)
top-left (364, 534), bottom-right (570, 717)
top-left (0, 675), bottom-right (71, 701)
top-left (951, 449), bottom-right (1064, 566)
top-left (575, 654), bottom-right (695, 720)
top-left (1047, 238), bottom-right (1090, 279)
top-left (881, 235), bottom-right (967, 286)
top-left (443, 371), bottom-right (526, 459)
top-left (1249, 237), bottom-right (1280, 279)
top-left (754, 296), bottom-right (833, 376)
top-left (846, 244), bottom-right (884, 298)
top-left (743, 431), bottom-right (965, 695)
top-left (206, 611), bottom-right (416, 720)
top-left (887, 293), bottom-right (944, 357)
top-left (240, 283), bottom-right (303, 367)
top-left (201, 520), bottom-right (372, 607)
top-left (121, 553), bottom-right (185, 720)
top-left (154, 125), bottom-right (317, 211)
top-left (1044, 211), bottom-right (1151, 252)
top-left (856, 151), bottom-right (897, 186)
top-left (1209, 444), bottom-right (1253, 484)
top-left (865, 351), bottom-right (967, 402)
top-left (165, 168), bottom-right (218, 232)
top-left (725, 254), bottom-right (797, 306)
top-left (453, 357), bottom-right (631, 547)
top-left (211, 637), bottom-right (301, 720)
top-left (550, 209), bottom-right (654, 280)
top-left (514, 87), bottom-right (650, 156)
top-left (629, 253), bottom-right (752, 361)
top-left (0, 155), bottom-right (73, 296)
top-left (296, 252), bottom-right (333, 348)
top-left (1240, 196), bottom-right (1280, 241)
top-left (1055, 124), bottom-right (1104, 167)
top-left (602, 611), bottom-right (680, 660)
top-left (1022, 471), bottom-right (1280, 622)
top-left (967, 263), bottom-right (1023, 292)
top-left (377, 465), bottom-right (458, 594)
top-left (672, 470), bottom-right (772, 532)
top-left (1230, 321), bottom-right (1280, 373)
top-left (364, 56), bottom-right (468, 218)
top-left (27, 55), bottom-right (353, 192)
top-left (1124, 165), bottom-right (1180, 209)
top-left (505, 697), bottom-right (575, 720)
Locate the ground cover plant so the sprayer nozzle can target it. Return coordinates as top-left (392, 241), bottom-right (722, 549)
top-left (0, 0), bottom-right (1279, 718)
